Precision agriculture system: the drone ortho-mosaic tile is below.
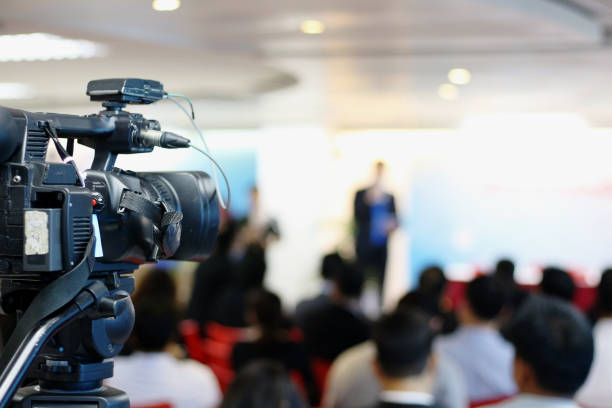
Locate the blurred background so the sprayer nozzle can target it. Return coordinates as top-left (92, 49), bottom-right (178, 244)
top-left (3, 0), bottom-right (612, 309)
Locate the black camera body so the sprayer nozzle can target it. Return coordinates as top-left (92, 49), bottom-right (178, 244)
top-left (0, 79), bottom-right (221, 408)
top-left (0, 79), bottom-right (219, 282)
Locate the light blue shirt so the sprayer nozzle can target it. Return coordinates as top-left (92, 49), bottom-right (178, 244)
top-left (435, 326), bottom-right (518, 403)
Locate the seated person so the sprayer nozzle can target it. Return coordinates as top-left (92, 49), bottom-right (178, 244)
top-left (322, 299), bottom-right (467, 408)
top-left (222, 360), bottom-right (306, 408)
top-left (539, 267), bottom-right (575, 302)
top-left (185, 219), bottom-right (238, 326)
top-left (294, 252), bottom-right (345, 327)
top-left (300, 262), bottom-right (370, 360)
top-left (209, 243), bottom-right (266, 327)
top-left (231, 289), bottom-right (318, 405)
top-left (493, 295), bottom-right (594, 407)
top-left (107, 270), bottom-right (221, 408)
top-left (398, 265), bottom-right (458, 334)
top-left (493, 259), bottom-right (528, 324)
top-left (435, 275), bottom-right (517, 403)
top-left (372, 310), bottom-right (440, 408)
top-left (576, 270), bottom-right (612, 408)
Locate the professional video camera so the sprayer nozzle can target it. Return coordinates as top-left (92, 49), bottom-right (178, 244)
top-left (0, 78), bottom-right (222, 407)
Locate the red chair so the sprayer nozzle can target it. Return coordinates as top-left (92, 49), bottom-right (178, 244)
top-left (206, 321), bottom-right (247, 343)
top-left (132, 404), bottom-right (172, 408)
top-left (311, 358), bottom-right (332, 399)
top-left (179, 320), bottom-right (249, 392)
top-left (179, 320), bottom-right (205, 362)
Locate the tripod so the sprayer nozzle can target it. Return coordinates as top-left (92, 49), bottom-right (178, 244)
top-left (0, 268), bottom-right (136, 408)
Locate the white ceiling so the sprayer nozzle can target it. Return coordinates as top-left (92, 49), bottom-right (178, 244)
top-left (2, 0), bottom-right (612, 128)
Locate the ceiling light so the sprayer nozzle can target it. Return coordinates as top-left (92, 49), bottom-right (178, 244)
top-left (152, 0), bottom-right (180, 11)
top-left (0, 83), bottom-right (36, 99)
top-left (448, 68), bottom-right (471, 85)
top-left (301, 20), bottom-right (325, 34)
top-left (438, 84), bottom-right (459, 101)
top-left (0, 33), bottom-right (107, 62)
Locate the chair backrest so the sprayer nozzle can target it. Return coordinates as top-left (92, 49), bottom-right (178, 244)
top-left (179, 320), bottom-right (250, 393)
top-left (179, 320), bottom-right (206, 363)
top-left (206, 321), bottom-right (247, 343)
top-left (311, 358), bottom-right (332, 400)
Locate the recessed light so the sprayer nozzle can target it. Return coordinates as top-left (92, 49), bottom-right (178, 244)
top-left (448, 68), bottom-right (471, 85)
top-left (0, 83), bottom-right (35, 99)
top-left (0, 33), bottom-right (106, 62)
top-left (301, 20), bottom-right (325, 34)
top-left (438, 84), bottom-right (459, 101)
top-left (152, 0), bottom-right (180, 11)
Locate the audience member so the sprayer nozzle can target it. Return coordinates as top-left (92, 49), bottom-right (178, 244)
top-left (294, 252), bottom-right (345, 327)
top-left (209, 243), bottom-right (267, 327)
top-left (493, 259), bottom-right (528, 324)
top-left (231, 289), bottom-right (318, 405)
top-left (435, 275), bottom-right (517, 403)
top-left (492, 295), bottom-right (594, 408)
top-left (539, 267), bottom-right (575, 302)
top-left (300, 262), bottom-right (370, 360)
top-left (576, 270), bottom-right (612, 408)
top-left (372, 310), bottom-right (439, 408)
top-left (398, 265), bottom-right (458, 334)
top-left (185, 219), bottom-right (238, 326)
top-left (222, 360), bottom-right (306, 408)
top-left (108, 270), bottom-right (221, 408)
top-left (322, 298), bottom-right (467, 408)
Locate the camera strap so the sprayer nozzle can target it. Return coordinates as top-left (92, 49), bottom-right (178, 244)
top-left (0, 234), bottom-right (96, 371)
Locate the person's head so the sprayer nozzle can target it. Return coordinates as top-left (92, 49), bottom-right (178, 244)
top-left (245, 289), bottom-right (285, 339)
top-left (221, 360), bottom-right (306, 408)
top-left (459, 275), bottom-right (504, 324)
top-left (495, 259), bottom-right (515, 282)
top-left (374, 160), bottom-right (386, 182)
top-left (540, 267), bottom-right (575, 302)
top-left (215, 218), bottom-right (239, 256)
top-left (597, 268), bottom-right (612, 316)
top-left (373, 310), bottom-right (436, 387)
top-left (332, 262), bottom-right (364, 301)
top-left (321, 252), bottom-right (344, 281)
top-left (233, 243), bottom-right (266, 289)
top-left (249, 185), bottom-right (259, 205)
top-left (132, 268), bottom-right (176, 309)
top-left (502, 295), bottom-right (594, 397)
top-left (418, 265), bottom-right (447, 297)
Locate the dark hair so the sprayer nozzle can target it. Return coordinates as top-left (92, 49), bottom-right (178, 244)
top-left (418, 265), bottom-right (447, 296)
top-left (495, 259), bottom-right (515, 281)
top-left (373, 310), bottom-right (434, 378)
top-left (234, 244), bottom-right (266, 289)
top-left (246, 289), bottom-right (285, 340)
top-left (221, 360), bottom-right (306, 408)
top-left (502, 295), bottom-right (594, 396)
top-left (132, 269), bottom-right (178, 351)
top-left (133, 267), bottom-right (176, 306)
top-left (465, 275), bottom-right (504, 320)
top-left (134, 301), bottom-right (177, 351)
top-left (321, 252), bottom-right (344, 280)
top-left (335, 262), bottom-right (364, 298)
top-left (540, 267), bottom-right (575, 301)
top-left (597, 269), bottom-right (612, 314)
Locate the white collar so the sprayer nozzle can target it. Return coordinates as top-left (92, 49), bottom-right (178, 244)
top-left (380, 390), bottom-right (434, 405)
